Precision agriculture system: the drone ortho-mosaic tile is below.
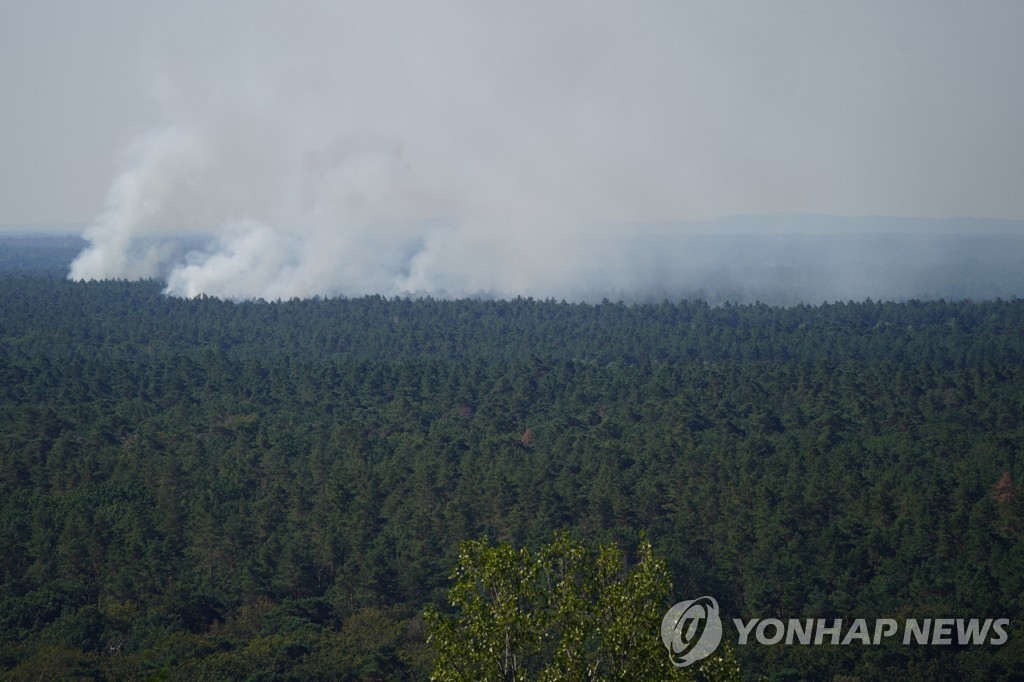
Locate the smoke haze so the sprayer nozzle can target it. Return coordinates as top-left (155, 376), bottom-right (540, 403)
top-left (59, 1), bottom-right (1024, 301)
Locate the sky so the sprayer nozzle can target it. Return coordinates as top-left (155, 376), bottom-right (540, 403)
top-left (2, 1), bottom-right (1023, 299)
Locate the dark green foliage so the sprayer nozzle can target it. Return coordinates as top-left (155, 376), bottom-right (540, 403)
top-left (1, 274), bottom-right (1023, 678)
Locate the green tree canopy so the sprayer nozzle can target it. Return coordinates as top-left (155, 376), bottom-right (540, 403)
top-left (425, 532), bottom-right (740, 681)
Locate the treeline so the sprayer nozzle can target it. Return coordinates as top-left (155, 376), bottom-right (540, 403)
top-left (0, 236), bottom-right (86, 276)
top-left (5, 277), bottom-right (1024, 365)
top-left (0, 276), bottom-right (1022, 679)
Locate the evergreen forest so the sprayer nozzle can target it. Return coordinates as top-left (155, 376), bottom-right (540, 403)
top-left (0, 239), bottom-right (1022, 680)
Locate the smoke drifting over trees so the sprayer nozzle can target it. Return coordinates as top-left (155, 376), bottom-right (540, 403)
top-left (63, 2), bottom-right (1024, 302)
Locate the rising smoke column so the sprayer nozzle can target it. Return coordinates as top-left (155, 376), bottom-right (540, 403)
top-left (66, 2), bottom-right (705, 300)
top-left (68, 127), bottom-right (212, 281)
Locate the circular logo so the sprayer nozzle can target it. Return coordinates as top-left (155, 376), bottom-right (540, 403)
top-left (661, 596), bottom-right (723, 667)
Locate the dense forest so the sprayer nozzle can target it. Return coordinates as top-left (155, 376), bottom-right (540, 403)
top-left (0, 240), bottom-right (1022, 679)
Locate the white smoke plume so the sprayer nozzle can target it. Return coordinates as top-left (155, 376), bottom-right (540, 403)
top-left (66, 1), bottom-right (1024, 301)
top-left (68, 2), bottom-right (679, 299)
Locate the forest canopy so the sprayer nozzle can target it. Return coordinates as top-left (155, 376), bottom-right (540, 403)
top-left (0, 250), bottom-right (1022, 679)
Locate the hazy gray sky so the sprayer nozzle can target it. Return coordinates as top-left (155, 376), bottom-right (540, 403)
top-left (3, 1), bottom-right (1023, 299)
top-left (3, 0), bottom-right (1023, 226)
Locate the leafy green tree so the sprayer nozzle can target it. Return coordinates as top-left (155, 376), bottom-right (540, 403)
top-left (425, 532), bottom-right (739, 681)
